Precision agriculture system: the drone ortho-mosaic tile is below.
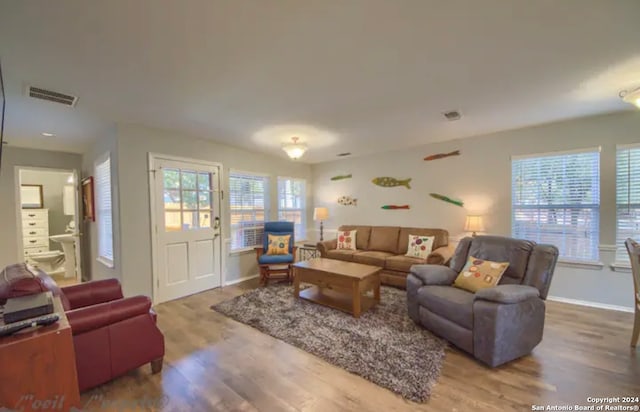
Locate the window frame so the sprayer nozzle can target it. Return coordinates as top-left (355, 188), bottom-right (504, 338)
top-left (95, 152), bottom-right (114, 268)
top-left (615, 143), bottom-right (640, 266)
top-left (511, 147), bottom-right (601, 264)
top-left (228, 170), bottom-right (270, 252)
top-left (277, 176), bottom-right (307, 241)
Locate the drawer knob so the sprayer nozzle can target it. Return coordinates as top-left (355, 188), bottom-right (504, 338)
top-left (29, 223), bottom-right (36, 226)
top-left (29, 231), bottom-right (36, 235)
top-left (28, 214), bottom-right (35, 217)
top-left (29, 240), bottom-right (36, 244)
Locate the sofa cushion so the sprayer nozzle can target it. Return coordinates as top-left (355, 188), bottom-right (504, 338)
top-left (353, 251), bottom-right (394, 267)
top-left (405, 235), bottom-right (435, 259)
top-left (368, 226), bottom-right (400, 254)
top-left (336, 230), bottom-right (357, 250)
top-left (467, 235), bottom-right (533, 282)
top-left (399, 227), bottom-right (448, 252)
top-left (418, 285), bottom-right (474, 329)
top-left (385, 255), bottom-right (426, 272)
top-left (454, 255), bottom-right (509, 293)
top-left (338, 225), bottom-right (372, 250)
top-left (326, 249), bottom-right (359, 261)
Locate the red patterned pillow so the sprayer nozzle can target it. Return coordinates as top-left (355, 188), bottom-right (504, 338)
top-left (337, 230), bottom-right (357, 250)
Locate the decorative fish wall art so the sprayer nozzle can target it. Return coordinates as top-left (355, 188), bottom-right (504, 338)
top-left (423, 150), bottom-right (461, 161)
top-left (337, 196), bottom-right (358, 206)
top-left (381, 205), bottom-right (410, 210)
top-left (372, 177), bottom-right (412, 189)
top-left (429, 193), bottom-right (464, 207)
top-left (330, 174), bottom-right (352, 181)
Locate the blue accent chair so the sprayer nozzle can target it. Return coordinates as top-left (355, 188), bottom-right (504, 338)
top-left (254, 221), bottom-right (298, 285)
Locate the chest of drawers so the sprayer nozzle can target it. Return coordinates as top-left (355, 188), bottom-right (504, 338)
top-left (21, 209), bottom-right (50, 260)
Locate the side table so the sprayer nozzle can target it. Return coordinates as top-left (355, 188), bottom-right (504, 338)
top-left (298, 243), bottom-right (321, 261)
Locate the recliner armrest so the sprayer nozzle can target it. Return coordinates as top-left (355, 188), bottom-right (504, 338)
top-left (66, 295), bottom-right (152, 335)
top-left (317, 239), bottom-right (337, 256)
top-left (409, 265), bottom-right (458, 286)
top-left (62, 278), bottom-right (124, 309)
top-left (474, 285), bottom-right (540, 304)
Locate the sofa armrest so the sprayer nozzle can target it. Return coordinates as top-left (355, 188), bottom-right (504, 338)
top-left (61, 278), bottom-right (124, 310)
top-left (409, 264), bottom-right (458, 286)
top-left (427, 244), bottom-right (455, 265)
top-left (66, 295), bottom-right (152, 335)
top-left (474, 285), bottom-right (540, 304)
top-left (317, 239), bottom-right (337, 256)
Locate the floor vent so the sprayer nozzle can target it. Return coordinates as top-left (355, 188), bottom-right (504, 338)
top-left (27, 86), bottom-right (78, 107)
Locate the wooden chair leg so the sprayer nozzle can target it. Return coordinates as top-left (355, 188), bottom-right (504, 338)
top-left (632, 307), bottom-right (640, 348)
top-left (151, 357), bottom-right (163, 374)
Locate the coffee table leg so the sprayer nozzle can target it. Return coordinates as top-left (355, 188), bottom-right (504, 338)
top-left (293, 268), bottom-right (300, 297)
top-left (374, 275), bottom-right (381, 302)
top-left (352, 281), bottom-right (361, 318)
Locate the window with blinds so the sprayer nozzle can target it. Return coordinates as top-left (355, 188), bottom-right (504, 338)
top-left (616, 144), bottom-right (640, 264)
top-left (277, 177), bottom-right (306, 240)
top-left (95, 154), bottom-right (114, 267)
top-left (511, 149), bottom-right (600, 262)
top-left (229, 171), bottom-right (269, 250)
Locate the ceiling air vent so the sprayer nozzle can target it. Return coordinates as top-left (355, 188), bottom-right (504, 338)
top-left (27, 86), bottom-right (78, 107)
top-left (337, 152), bottom-right (352, 157)
top-left (443, 110), bottom-right (461, 121)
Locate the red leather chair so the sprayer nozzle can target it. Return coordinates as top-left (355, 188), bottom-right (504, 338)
top-left (0, 264), bottom-right (165, 392)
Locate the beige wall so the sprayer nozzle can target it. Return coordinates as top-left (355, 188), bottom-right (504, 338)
top-left (115, 124), bottom-right (312, 297)
top-left (312, 111), bottom-right (640, 310)
top-left (0, 147), bottom-right (81, 268)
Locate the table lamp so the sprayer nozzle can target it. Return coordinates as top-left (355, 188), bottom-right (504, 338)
top-left (464, 215), bottom-right (485, 237)
top-left (313, 207), bottom-right (329, 241)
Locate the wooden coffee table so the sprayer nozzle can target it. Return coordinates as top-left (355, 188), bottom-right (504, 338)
top-left (292, 258), bottom-right (381, 318)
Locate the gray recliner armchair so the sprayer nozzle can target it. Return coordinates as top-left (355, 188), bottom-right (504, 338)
top-left (407, 235), bottom-right (559, 367)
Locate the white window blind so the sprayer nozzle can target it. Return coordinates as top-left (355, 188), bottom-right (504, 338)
top-left (229, 171), bottom-right (269, 250)
top-left (277, 177), bottom-right (306, 240)
top-left (511, 149), bottom-right (600, 262)
top-left (95, 155), bottom-right (114, 267)
top-left (616, 144), bottom-right (640, 264)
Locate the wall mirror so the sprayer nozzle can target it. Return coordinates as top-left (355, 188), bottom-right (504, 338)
top-left (21, 184), bottom-right (43, 209)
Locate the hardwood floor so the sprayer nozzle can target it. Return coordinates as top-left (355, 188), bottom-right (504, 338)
top-left (81, 279), bottom-right (640, 411)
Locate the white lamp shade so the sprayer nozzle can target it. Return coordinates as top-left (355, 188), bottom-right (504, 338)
top-left (464, 215), bottom-right (485, 232)
top-left (313, 207), bottom-right (329, 221)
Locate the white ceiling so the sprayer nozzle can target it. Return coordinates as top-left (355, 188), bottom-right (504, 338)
top-left (0, 0), bottom-right (639, 163)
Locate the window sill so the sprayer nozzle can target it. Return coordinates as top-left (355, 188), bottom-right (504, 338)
top-left (557, 259), bottom-right (604, 270)
top-left (229, 247), bottom-right (257, 256)
top-left (97, 256), bottom-right (114, 269)
top-left (610, 263), bottom-right (632, 273)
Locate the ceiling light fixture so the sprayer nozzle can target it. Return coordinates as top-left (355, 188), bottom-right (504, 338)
top-left (282, 137), bottom-right (307, 160)
top-left (41, 132), bottom-right (55, 137)
top-left (620, 87), bottom-right (640, 109)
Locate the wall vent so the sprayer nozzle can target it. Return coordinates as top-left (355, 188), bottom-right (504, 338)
top-left (443, 110), bottom-right (461, 121)
top-left (27, 86), bottom-right (78, 107)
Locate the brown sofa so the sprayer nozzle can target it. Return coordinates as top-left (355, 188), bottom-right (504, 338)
top-left (317, 225), bottom-right (454, 287)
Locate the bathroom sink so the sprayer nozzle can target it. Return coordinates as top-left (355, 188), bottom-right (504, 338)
top-left (50, 233), bottom-right (78, 244)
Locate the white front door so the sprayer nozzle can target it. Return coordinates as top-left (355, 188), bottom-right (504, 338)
top-left (151, 156), bottom-right (222, 303)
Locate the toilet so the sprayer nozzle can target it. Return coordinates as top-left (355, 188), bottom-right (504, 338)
top-left (29, 250), bottom-right (66, 276)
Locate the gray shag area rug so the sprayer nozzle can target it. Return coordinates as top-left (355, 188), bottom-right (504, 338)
top-left (211, 285), bottom-right (446, 402)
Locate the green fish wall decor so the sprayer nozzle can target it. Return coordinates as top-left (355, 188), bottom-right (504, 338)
top-left (381, 205), bottom-right (410, 210)
top-left (429, 193), bottom-right (464, 207)
top-left (330, 174), bottom-right (352, 181)
top-left (371, 177), bottom-right (412, 189)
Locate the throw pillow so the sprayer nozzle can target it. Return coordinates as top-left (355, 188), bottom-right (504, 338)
top-left (405, 234), bottom-right (435, 259)
top-left (336, 230), bottom-right (357, 250)
top-left (454, 256), bottom-right (509, 293)
top-left (266, 234), bottom-right (291, 255)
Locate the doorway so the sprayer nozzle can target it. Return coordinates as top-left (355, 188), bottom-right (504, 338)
top-left (15, 166), bottom-right (82, 286)
top-left (149, 154), bottom-right (223, 303)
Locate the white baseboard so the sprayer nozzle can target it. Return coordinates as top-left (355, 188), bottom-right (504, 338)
top-left (547, 295), bottom-right (634, 313)
top-left (224, 273), bottom-right (259, 286)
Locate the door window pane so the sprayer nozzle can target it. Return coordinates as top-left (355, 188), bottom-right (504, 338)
top-left (182, 211), bottom-right (198, 229)
top-left (198, 173), bottom-right (211, 191)
top-left (199, 211), bottom-right (212, 228)
top-left (164, 190), bottom-right (181, 210)
top-left (199, 191), bottom-right (212, 209)
top-left (181, 170), bottom-right (197, 190)
top-left (163, 169), bottom-right (180, 189)
top-left (182, 191), bottom-right (197, 209)
top-left (165, 211), bottom-right (182, 231)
